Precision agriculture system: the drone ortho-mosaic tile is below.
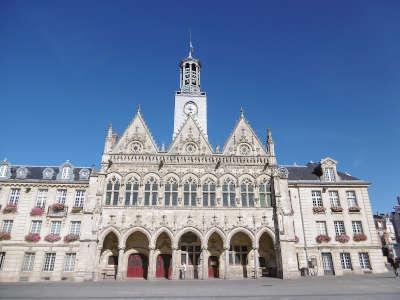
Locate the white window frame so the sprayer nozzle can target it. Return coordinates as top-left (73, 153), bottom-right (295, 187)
top-left (144, 177), bottom-right (158, 206)
top-left (312, 191), bottom-right (323, 207)
top-left (0, 252), bottom-right (5, 270)
top-left (21, 252), bottom-right (35, 272)
top-left (105, 177), bottom-right (120, 206)
top-left (316, 221), bottom-right (327, 235)
top-left (69, 221), bottom-right (81, 236)
top-left (358, 252), bottom-right (371, 269)
top-left (346, 191), bottom-right (358, 207)
top-left (164, 178), bottom-right (178, 207)
top-left (61, 166), bottom-right (71, 180)
top-left (30, 220), bottom-right (42, 234)
top-left (228, 245), bottom-right (249, 266)
top-left (222, 179), bottom-right (236, 207)
top-left (56, 189), bottom-right (67, 204)
top-left (334, 221), bottom-right (346, 236)
top-left (2, 220), bottom-right (13, 233)
top-left (352, 221), bottom-right (363, 234)
top-left (340, 252), bottom-right (352, 270)
top-left (74, 190), bottom-right (85, 207)
top-left (183, 178), bottom-right (197, 207)
top-left (50, 221), bottom-right (62, 235)
top-left (324, 167), bottom-right (336, 182)
top-left (240, 179), bottom-right (254, 207)
top-left (125, 178), bottom-right (139, 206)
top-left (202, 179), bottom-right (216, 207)
top-left (43, 253), bottom-right (56, 271)
top-left (9, 188), bottom-right (20, 205)
top-left (329, 191), bottom-right (340, 207)
top-left (35, 189), bottom-right (48, 208)
top-left (64, 253), bottom-right (76, 272)
top-left (259, 181), bottom-right (272, 208)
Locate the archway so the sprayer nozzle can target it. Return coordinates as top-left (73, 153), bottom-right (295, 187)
top-left (228, 231), bottom-right (253, 278)
top-left (178, 231), bottom-right (202, 279)
top-left (258, 232), bottom-right (277, 277)
top-left (155, 232), bottom-right (172, 279)
top-left (125, 231), bottom-right (149, 279)
top-left (100, 232), bottom-right (119, 279)
top-left (207, 232), bottom-right (224, 278)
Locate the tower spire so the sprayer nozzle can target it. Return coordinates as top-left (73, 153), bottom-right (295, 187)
top-left (189, 30), bottom-right (193, 58)
top-left (267, 128), bottom-right (277, 165)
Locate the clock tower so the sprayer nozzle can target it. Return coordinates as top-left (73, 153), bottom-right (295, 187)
top-left (173, 42), bottom-right (208, 140)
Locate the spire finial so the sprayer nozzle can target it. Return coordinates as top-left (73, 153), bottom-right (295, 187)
top-left (240, 106), bottom-right (244, 118)
top-left (267, 128), bottom-right (273, 140)
top-left (107, 123), bottom-right (113, 138)
top-left (136, 104), bottom-right (141, 113)
top-left (188, 29), bottom-right (193, 58)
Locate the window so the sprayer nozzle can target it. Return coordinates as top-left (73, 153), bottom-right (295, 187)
top-left (202, 179), bottom-right (216, 207)
top-left (50, 221), bottom-right (61, 235)
top-left (2, 220), bottom-right (13, 233)
top-left (30, 220), bottom-right (42, 234)
top-left (324, 167), bottom-right (335, 182)
top-left (183, 178), bottom-right (197, 207)
top-left (125, 177), bottom-right (139, 206)
top-left (165, 178), bottom-right (178, 206)
top-left (21, 253), bottom-right (35, 272)
top-left (352, 221), bottom-right (363, 234)
top-left (329, 191), bottom-right (340, 207)
top-left (358, 252), bottom-right (371, 269)
top-left (70, 221), bottom-right (81, 236)
top-left (222, 179), bottom-right (236, 207)
top-left (334, 221), bottom-right (346, 236)
top-left (43, 253), bottom-right (56, 271)
top-left (229, 246), bottom-right (248, 265)
top-left (9, 188), bottom-right (20, 205)
top-left (144, 177), bottom-right (158, 206)
top-left (0, 252), bottom-right (5, 270)
top-left (105, 177), bottom-right (120, 206)
top-left (340, 252), bottom-right (352, 270)
top-left (312, 191), bottom-right (323, 207)
top-left (56, 189), bottom-right (67, 204)
top-left (316, 221), bottom-right (327, 235)
top-left (259, 181), bottom-right (272, 207)
top-left (64, 253), bottom-right (76, 272)
top-left (180, 245), bottom-right (201, 266)
top-left (240, 179), bottom-right (254, 207)
top-left (0, 165), bottom-right (7, 177)
top-left (346, 191), bottom-right (358, 208)
top-left (35, 189), bottom-right (47, 208)
top-left (61, 166), bottom-right (71, 180)
top-left (74, 190), bottom-right (85, 207)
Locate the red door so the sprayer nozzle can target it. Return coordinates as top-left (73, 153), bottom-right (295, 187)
top-left (156, 255), bottom-right (165, 278)
top-left (208, 256), bottom-right (219, 278)
top-left (127, 254), bottom-right (147, 278)
top-left (156, 254), bottom-right (172, 279)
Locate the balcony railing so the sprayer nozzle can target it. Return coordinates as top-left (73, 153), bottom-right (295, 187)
top-left (47, 205), bottom-right (68, 217)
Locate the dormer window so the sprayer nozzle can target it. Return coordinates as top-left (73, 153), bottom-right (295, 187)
top-left (324, 167), bottom-right (336, 182)
top-left (61, 166), bottom-right (71, 180)
top-left (0, 164), bottom-right (8, 178)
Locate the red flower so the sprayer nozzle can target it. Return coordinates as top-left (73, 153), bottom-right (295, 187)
top-left (353, 233), bottom-right (367, 241)
top-left (315, 234), bottom-right (331, 243)
top-left (25, 233), bottom-right (40, 242)
top-left (64, 234), bottom-right (79, 243)
top-left (51, 203), bottom-right (65, 211)
top-left (44, 234), bottom-right (61, 242)
top-left (313, 206), bottom-right (326, 214)
top-left (3, 204), bottom-right (17, 214)
top-left (335, 234), bottom-right (350, 243)
top-left (30, 207), bottom-right (44, 216)
top-left (0, 231), bottom-right (11, 240)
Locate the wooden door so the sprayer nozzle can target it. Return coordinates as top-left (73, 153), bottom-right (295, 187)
top-left (208, 256), bottom-right (219, 278)
top-left (127, 254), bottom-right (147, 278)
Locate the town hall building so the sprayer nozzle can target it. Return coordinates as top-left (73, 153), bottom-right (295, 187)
top-left (0, 45), bottom-right (387, 282)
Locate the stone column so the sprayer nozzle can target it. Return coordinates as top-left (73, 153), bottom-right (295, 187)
top-left (94, 246), bottom-right (102, 281)
top-left (253, 247), bottom-right (259, 278)
top-left (224, 247), bottom-right (229, 279)
top-left (148, 247), bottom-right (155, 280)
top-left (171, 247), bottom-right (179, 280)
top-left (201, 247), bottom-right (208, 280)
top-left (116, 247), bottom-right (125, 280)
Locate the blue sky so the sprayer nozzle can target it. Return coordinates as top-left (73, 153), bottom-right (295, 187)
top-left (0, 1), bottom-right (399, 212)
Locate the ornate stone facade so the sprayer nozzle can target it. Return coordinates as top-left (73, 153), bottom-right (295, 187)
top-left (0, 47), bottom-right (387, 282)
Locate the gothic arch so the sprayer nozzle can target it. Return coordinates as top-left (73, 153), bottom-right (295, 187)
top-left (200, 173), bottom-right (218, 185)
top-left (238, 173), bottom-right (256, 185)
top-left (99, 226), bottom-right (122, 247)
top-left (226, 227), bottom-right (255, 248)
top-left (124, 172), bottom-right (141, 184)
top-left (255, 227), bottom-right (276, 247)
top-left (121, 226), bottom-right (152, 247)
top-left (105, 172), bottom-right (123, 181)
top-left (219, 173), bottom-right (237, 186)
top-left (173, 226), bottom-right (204, 248)
top-left (256, 174), bottom-right (273, 185)
top-left (162, 172), bottom-right (180, 185)
top-left (181, 173), bottom-right (199, 184)
top-left (142, 172), bottom-right (161, 183)
top-left (151, 227), bottom-right (174, 248)
top-left (204, 227), bottom-right (226, 248)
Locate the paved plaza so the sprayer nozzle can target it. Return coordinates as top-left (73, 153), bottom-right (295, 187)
top-left (0, 274), bottom-right (399, 300)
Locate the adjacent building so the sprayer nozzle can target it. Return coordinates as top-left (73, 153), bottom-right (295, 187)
top-left (0, 45), bottom-right (387, 282)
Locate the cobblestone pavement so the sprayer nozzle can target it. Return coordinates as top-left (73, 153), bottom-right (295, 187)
top-left (0, 274), bottom-right (399, 300)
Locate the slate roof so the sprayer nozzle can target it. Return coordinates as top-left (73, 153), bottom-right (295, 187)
top-left (286, 163), bottom-right (360, 181)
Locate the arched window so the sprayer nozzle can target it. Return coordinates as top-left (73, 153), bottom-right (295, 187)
top-left (184, 178), bottom-right (197, 207)
top-left (164, 177), bottom-right (178, 207)
top-left (202, 179), bottom-right (216, 207)
top-left (259, 180), bottom-right (272, 207)
top-left (106, 177), bottom-right (120, 206)
top-left (125, 177), bottom-right (139, 206)
top-left (144, 177), bottom-right (158, 206)
top-left (222, 179), bottom-right (236, 207)
top-left (241, 179), bottom-right (254, 207)
top-left (61, 166), bottom-right (71, 180)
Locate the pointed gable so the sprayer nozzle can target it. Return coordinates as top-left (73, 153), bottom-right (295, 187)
top-left (111, 110), bottom-right (158, 154)
top-left (222, 114), bottom-right (267, 156)
top-left (167, 115), bottom-right (213, 155)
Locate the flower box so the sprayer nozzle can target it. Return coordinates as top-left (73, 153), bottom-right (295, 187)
top-left (330, 206), bottom-right (343, 213)
top-left (3, 204), bottom-right (17, 214)
top-left (0, 231), bottom-right (11, 241)
top-left (335, 234), bottom-right (350, 243)
top-left (25, 233), bottom-right (40, 242)
top-left (315, 234), bottom-right (331, 243)
top-left (30, 207), bottom-right (44, 216)
top-left (313, 206), bottom-right (325, 214)
top-left (51, 203), bottom-right (65, 212)
top-left (353, 233), bottom-right (367, 241)
top-left (64, 234), bottom-right (79, 243)
top-left (348, 206), bottom-right (361, 213)
top-left (44, 234), bottom-right (61, 242)
top-left (71, 206), bottom-right (83, 213)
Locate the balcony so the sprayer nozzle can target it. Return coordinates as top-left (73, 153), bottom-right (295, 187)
top-left (47, 204), bottom-right (68, 217)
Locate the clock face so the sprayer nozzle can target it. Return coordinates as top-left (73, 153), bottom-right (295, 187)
top-left (183, 101), bottom-right (198, 116)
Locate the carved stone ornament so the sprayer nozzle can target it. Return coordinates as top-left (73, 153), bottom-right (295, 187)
top-left (277, 167), bottom-right (289, 179)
